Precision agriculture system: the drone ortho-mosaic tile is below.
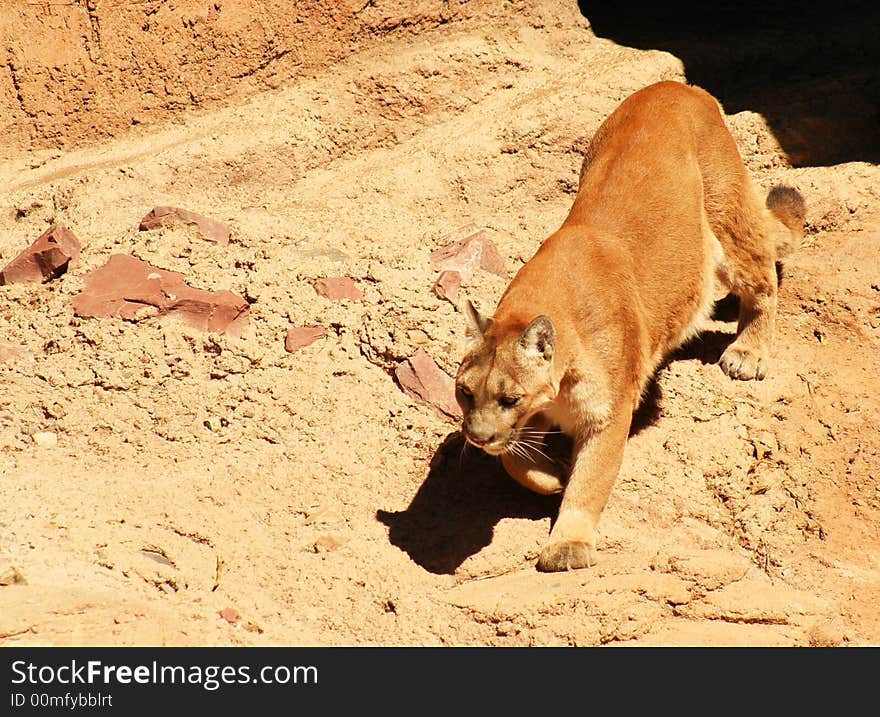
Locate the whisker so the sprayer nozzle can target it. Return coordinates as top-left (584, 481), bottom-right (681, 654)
top-left (515, 438), bottom-right (545, 450)
top-left (522, 445), bottom-right (556, 464)
top-left (511, 438), bottom-right (556, 465)
top-left (516, 429), bottom-right (563, 439)
top-left (508, 443), bottom-right (532, 462)
top-left (507, 442), bottom-right (527, 460)
top-left (515, 435), bottom-right (551, 448)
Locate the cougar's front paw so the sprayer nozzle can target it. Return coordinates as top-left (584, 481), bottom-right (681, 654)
top-left (720, 343), bottom-right (768, 381)
top-left (536, 541), bottom-right (596, 572)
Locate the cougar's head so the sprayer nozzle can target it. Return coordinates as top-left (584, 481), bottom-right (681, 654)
top-left (454, 301), bottom-right (557, 456)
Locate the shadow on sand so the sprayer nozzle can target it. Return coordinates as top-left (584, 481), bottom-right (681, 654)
top-left (376, 432), bottom-right (562, 574)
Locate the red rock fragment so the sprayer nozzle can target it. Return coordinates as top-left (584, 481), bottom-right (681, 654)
top-left (219, 607), bottom-right (240, 625)
top-left (394, 349), bottom-right (461, 420)
top-left (139, 206), bottom-right (231, 246)
top-left (0, 224), bottom-right (81, 285)
top-left (313, 276), bottom-right (363, 302)
top-left (432, 270), bottom-right (461, 305)
top-left (285, 325), bottom-right (327, 353)
top-left (70, 254), bottom-right (249, 337)
top-left (429, 224), bottom-right (506, 280)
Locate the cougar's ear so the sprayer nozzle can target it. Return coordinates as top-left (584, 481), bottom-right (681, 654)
top-left (464, 300), bottom-right (492, 341)
top-left (518, 315), bottom-right (555, 361)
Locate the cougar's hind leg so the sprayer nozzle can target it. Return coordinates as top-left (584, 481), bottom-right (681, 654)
top-left (717, 188), bottom-right (779, 381)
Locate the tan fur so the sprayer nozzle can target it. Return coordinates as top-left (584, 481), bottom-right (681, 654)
top-left (454, 81), bottom-right (805, 572)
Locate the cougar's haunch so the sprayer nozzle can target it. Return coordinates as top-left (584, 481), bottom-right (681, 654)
top-left (454, 80), bottom-right (805, 572)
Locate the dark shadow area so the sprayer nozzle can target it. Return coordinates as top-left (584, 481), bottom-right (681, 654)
top-left (376, 432), bottom-right (561, 574)
top-left (578, 0), bottom-right (880, 166)
top-left (630, 373), bottom-right (663, 435)
top-left (711, 293), bottom-right (740, 323)
top-left (673, 329), bottom-right (736, 365)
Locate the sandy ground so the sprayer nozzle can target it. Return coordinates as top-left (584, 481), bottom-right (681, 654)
top-left (1, 2), bottom-right (879, 646)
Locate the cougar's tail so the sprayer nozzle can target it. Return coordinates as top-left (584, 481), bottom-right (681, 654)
top-left (766, 185), bottom-right (806, 261)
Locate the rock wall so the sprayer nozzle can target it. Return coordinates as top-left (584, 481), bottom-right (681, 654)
top-left (0, 0), bottom-right (479, 156)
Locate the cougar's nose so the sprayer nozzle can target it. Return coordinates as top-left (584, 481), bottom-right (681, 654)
top-left (464, 431), bottom-right (490, 447)
top-left (462, 416), bottom-right (499, 447)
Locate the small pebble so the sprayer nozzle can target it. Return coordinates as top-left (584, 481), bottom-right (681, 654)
top-left (219, 607), bottom-right (240, 624)
top-left (32, 431), bottom-right (57, 447)
top-left (313, 535), bottom-right (344, 553)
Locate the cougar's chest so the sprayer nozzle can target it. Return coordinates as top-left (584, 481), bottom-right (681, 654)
top-left (541, 368), bottom-right (613, 439)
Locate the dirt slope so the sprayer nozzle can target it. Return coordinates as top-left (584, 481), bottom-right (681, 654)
top-left (1, 2), bottom-right (878, 646)
top-left (0, 0), bottom-right (483, 155)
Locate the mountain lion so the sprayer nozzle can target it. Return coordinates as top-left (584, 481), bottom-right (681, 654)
top-left (454, 81), bottom-right (805, 572)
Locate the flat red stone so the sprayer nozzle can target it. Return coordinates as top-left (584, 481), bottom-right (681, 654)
top-left (139, 206), bottom-right (231, 246)
top-left (394, 349), bottom-right (461, 420)
top-left (285, 325), bottom-right (327, 353)
top-left (432, 270), bottom-right (461, 304)
top-left (313, 277), bottom-right (363, 302)
top-left (70, 254), bottom-right (249, 337)
top-left (429, 224), bottom-right (506, 281)
top-left (219, 607), bottom-right (240, 624)
top-left (0, 224), bottom-right (81, 285)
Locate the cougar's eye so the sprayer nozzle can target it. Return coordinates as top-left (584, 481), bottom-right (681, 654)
top-left (457, 385), bottom-right (473, 402)
top-left (498, 395), bottom-right (521, 409)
